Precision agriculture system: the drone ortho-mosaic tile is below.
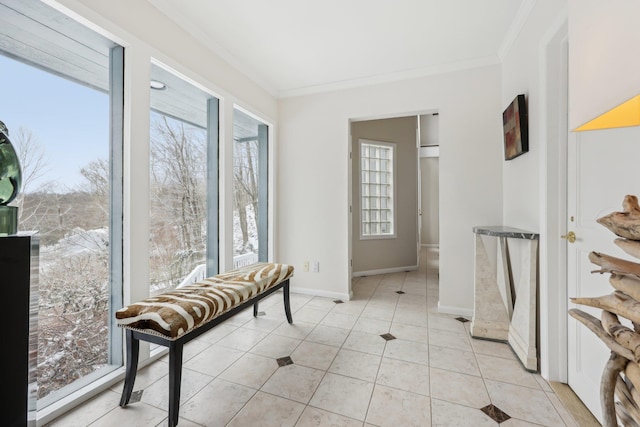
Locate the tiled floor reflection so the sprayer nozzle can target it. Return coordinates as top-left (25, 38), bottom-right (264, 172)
top-left (46, 248), bottom-right (580, 426)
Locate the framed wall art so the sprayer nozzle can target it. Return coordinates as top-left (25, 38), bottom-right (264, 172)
top-left (502, 94), bottom-right (528, 161)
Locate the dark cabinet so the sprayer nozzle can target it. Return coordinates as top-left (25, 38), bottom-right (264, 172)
top-left (2, 233), bottom-right (38, 427)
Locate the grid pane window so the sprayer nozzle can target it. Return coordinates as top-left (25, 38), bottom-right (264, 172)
top-left (360, 140), bottom-right (394, 238)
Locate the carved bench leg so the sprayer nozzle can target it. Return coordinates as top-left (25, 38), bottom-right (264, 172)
top-left (120, 329), bottom-right (139, 407)
top-left (283, 281), bottom-right (293, 324)
top-left (168, 341), bottom-right (184, 427)
top-left (253, 302), bottom-right (259, 317)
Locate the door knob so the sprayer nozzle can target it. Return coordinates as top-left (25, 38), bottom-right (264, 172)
top-left (561, 231), bottom-right (576, 243)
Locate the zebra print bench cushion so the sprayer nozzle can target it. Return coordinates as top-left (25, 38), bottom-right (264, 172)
top-left (115, 262), bottom-right (294, 340)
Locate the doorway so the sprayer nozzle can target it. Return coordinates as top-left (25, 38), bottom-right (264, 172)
top-left (419, 113), bottom-right (440, 250)
top-left (350, 116), bottom-right (419, 276)
top-left (349, 112), bottom-right (440, 279)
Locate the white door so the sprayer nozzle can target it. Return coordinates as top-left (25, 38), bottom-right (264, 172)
top-left (567, 126), bottom-right (640, 422)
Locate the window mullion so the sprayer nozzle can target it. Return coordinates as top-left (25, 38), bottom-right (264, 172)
top-left (108, 44), bottom-right (124, 366)
top-left (206, 98), bottom-right (219, 276)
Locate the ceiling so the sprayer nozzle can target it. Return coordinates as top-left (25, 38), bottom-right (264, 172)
top-left (148, 0), bottom-right (531, 98)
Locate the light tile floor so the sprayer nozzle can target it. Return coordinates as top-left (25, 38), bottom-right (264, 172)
top-left (46, 248), bottom-right (580, 426)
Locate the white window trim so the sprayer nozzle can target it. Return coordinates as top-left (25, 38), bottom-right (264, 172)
top-left (358, 138), bottom-right (397, 240)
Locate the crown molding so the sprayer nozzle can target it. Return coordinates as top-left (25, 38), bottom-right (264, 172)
top-left (277, 56), bottom-right (501, 99)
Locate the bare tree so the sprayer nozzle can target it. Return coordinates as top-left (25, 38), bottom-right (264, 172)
top-left (79, 158), bottom-right (109, 222)
top-left (37, 250), bottom-right (109, 399)
top-left (80, 158), bottom-right (109, 199)
top-left (12, 127), bottom-right (50, 227)
top-left (14, 127), bottom-right (49, 192)
top-left (149, 113), bottom-right (207, 290)
top-left (233, 139), bottom-right (259, 254)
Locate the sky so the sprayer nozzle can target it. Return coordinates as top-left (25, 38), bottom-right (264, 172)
top-left (0, 54), bottom-right (109, 192)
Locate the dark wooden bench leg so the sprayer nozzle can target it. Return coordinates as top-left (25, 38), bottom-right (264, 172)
top-left (168, 341), bottom-right (184, 427)
top-left (120, 329), bottom-right (139, 407)
top-left (118, 272), bottom-right (293, 425)
top-left (283, 281), bottom-right (293, 324)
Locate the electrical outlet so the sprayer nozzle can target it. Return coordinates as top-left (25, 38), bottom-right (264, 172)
top-left (311, 261), bottom-right (319, 272)
top-left (303, 261), bottom-right (309, 272)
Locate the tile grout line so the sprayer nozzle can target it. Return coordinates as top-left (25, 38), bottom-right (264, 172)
top-left (300, 272), bottom-right (385, 424)
top-left (360, 270), bottom-right (400, 424)
top-left (224, 293), bottom-right (336, 426)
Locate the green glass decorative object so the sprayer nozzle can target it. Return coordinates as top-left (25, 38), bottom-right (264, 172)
top-left (0, 120), bottom-right (22, 236)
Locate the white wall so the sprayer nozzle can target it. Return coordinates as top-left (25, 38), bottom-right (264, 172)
top-left (568, 0), bottom-right (640, 130)
top-left (502, 1), bottom-right (568, 231)
top-left (278, 66), bottom-right (503, 311)
top-left (500, 0), bottom-right (569, 382)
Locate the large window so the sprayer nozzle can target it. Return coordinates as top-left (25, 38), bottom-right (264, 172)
top-left (233, 108), bottom-right (269, 266)
top-left (149, 63), bottom-right (219, 293)
top-left (0, 0), bottom-right (123, 410)
top-left (360, 139), bottom-right (395, 238)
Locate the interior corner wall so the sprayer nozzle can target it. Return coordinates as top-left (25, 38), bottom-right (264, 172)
top-left (568, 0), bottom-right (640, 130)
top-left (501, 1), bottom-right (567, 232)
top-left (277, 66), bottom-right (503, 311)
top-left (501, 1), bottom-right (570, 274)
top-left (351, 116), bottom-right (418, 274)
top-left (500, 0), bottom-right (568, 381)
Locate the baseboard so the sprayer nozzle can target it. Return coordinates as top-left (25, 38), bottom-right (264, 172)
top-left (437, 302), bottom-right (473, 318)
top-left (290, 286), bottom-right (352, 301)
top-left (549, 381), bottom-right (600, 427)
top-left (421, 244), bottom-right (440, 249)
top-left (352, 264), bottom-right (418, 277)
top-left (508, 328), bottom-right (537, 371)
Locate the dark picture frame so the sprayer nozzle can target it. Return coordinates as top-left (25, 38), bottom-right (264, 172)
top-left (502, 94), bottom-right (528, 161)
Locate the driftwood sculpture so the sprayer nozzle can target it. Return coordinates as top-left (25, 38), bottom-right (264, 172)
top-left (570, 195), bottom-right (640, 427)
top-left (598, 195), bottom-right (640, 240)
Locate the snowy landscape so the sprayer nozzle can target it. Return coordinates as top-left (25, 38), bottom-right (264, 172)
top-left (16, 115), bottom-right (262, 400)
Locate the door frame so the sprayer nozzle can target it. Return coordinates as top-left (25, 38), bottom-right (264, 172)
top-left (348, 110), bottom-right (436, 283)
top-left (540, 16), bottom-right (569, 382)
top-left (417, 122), bottom-right (422, 261)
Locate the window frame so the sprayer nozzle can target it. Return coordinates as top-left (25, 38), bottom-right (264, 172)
top-left (358, 138), bottom-right (397, 240)
top-left (0, 16), bottom-right (125, 412)
top-left (232, 106), bottom-right (270, 267)
top-left (147, 61), bottom-right (220, 291)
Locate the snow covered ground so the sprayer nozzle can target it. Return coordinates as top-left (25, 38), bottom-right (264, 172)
top-left (40, 227), bottom-right (108, 265)
top-left (38, 203), bottom-right (259, 275)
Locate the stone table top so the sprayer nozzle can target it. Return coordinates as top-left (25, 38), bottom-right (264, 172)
top-left (472, 226), bottom-right (539, 240)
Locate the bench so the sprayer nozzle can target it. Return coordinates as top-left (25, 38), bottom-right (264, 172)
top-left (115, 262), bottom-right (294, 427)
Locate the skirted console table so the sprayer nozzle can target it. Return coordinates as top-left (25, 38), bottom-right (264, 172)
top-left (471, 226), bottom-right (539, 371)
